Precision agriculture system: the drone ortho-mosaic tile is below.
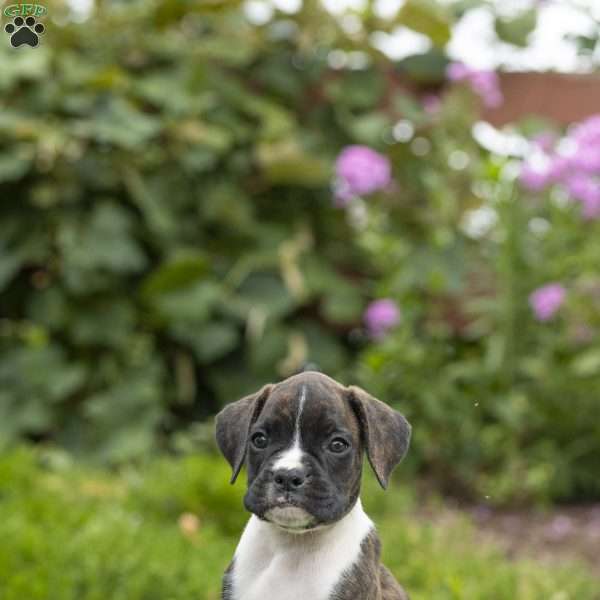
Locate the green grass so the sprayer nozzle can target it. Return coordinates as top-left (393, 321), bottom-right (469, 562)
top-left (0, 447), bottom-right (597, 600)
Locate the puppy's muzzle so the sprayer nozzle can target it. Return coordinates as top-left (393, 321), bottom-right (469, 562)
top-left (273, 467), bottom-right (307, 492)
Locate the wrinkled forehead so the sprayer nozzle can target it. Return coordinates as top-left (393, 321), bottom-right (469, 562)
top-left (256, 374), bottom-right (359, 437)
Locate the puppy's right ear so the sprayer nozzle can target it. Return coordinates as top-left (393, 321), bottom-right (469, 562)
top-left (347, 385), bottom-right (411, 490)
top-left (215, 384), bottom-right (273, 484)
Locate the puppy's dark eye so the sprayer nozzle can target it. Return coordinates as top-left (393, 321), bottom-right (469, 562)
top-left (251, 432), bottom-right (268, 449)
top-left (328, 438), bottom-right (350, 453)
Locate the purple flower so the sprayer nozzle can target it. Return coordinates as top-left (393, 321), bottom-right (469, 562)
top-left (469, 70), bottom-right (503, 108)
top-left (446, 62), bottom-right (503, 108)
top-left (569, 150), bottom-right (600, 174)
top-left (570, 115), bottom-right (600, 147)
top-left (547, 155), bottom-right (570, 183)
top-left (531, 132), bottom-right (557, 153)
top-left (519, 158), bottom-right (552, 192)
top-left (364, 299), bottom-right (401, 339)
top-left (520, 152), bottom-right (569, 192)
top-left (582, 193), bottom-right (600, 219)
top-left (423, 94), bottom-right (442, 115)
top-left (565, 172), bottom-right (598, 202)
top-left (565, 115), bottom-right (600, 173)
top-left (565, 173), bottom-right (600, 219)
top-left (529, 283), bottom-right (566, 322)
top-left (519, 115), bottom-right (600, 220)
top-left (334, 145), bottom-right (391, 206)
top-left (446, 62), bottom-right (471, 82)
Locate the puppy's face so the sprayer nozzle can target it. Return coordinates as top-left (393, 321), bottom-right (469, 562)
top-left (216, 372), bottom-right (411, 533)
top-left (243, 377), bottom-right (363, 530)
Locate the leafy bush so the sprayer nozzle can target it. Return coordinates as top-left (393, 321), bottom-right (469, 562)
top-left (1, 0), bottom-right (368, 459)
top-left (0, 0), bottom-right (598, 503)
top-left (0, 447), bottom-right (597, 600)
top-left (354, 162), bottom-right (600, 502)
top-left (0, 0), bottom-right (473, 457)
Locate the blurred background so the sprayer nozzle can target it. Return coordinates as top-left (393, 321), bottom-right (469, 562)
top-left (1, 0), bottom-right (600, 598)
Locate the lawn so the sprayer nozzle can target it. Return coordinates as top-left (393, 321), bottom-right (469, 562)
top-left (1, 447), bottom-right (597, 600)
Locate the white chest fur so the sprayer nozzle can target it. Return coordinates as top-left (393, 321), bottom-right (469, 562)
top-left (229, 500), bottom-right (374, 600)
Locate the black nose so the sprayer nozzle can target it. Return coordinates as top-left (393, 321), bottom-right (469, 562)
top-left (273, 468), bottom-right (306, 491)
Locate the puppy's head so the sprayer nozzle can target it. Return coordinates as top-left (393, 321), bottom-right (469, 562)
top-left (215, 372), bottom-right (410, 532)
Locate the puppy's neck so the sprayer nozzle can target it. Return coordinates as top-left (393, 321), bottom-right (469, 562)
top-left (231, 500), bottom-right (374, 600)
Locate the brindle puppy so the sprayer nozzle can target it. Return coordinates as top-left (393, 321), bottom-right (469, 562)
top-left (216, 371), bottom-right (411, 600)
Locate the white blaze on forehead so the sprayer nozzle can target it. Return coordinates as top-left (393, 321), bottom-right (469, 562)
top-left (272, 385), bottom-right (307, 471)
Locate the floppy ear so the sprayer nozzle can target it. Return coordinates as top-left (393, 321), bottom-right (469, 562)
top-left (215, 384), bottom-right (273, 484)
top-left (347, 385), bottom-right (411, 489)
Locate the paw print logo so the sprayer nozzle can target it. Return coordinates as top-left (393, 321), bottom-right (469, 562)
top-left (4, 16), bottom-right (45, 48)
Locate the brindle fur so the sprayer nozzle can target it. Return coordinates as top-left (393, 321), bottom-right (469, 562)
top-left (331, 530), bottom-right (409, 600)
top-left (222, 561), bottom-right (234, 600)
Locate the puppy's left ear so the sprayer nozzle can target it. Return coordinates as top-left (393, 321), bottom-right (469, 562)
top-left (215, 384), bottom-right (273, 484)
top-left (347, 385), bottom-right (411, 489)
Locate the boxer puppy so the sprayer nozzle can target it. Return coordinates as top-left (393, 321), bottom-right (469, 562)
top-left (216, 371), bottom-right (411, 600)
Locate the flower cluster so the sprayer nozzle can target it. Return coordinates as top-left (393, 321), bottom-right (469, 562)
top-left (529, 283), bottom-right (566, 322)
top-left (520, 114), bottom-right (600, 220)
top-left (364, 299), bottom-right (401, 339)
top-left (446, 62), bottom-right (503, 109)
top-left (333, 145), bottom-right (391, 207)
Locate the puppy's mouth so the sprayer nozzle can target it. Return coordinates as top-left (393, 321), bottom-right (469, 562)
top-left (263, 503), bottom-right (316, 532)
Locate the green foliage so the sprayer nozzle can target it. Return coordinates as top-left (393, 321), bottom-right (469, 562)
top-left (0, 0), bottom-right (599, 505)
top-left (0, 0), bottom-right (367, 460)
top-left (0, 447), bottom-right (597, 600)
top-left (397, 0), bottom-right (452, 47)
top-left (494, 10), bottom-right (538, 48)
top-left (356, 171), bottom-right (600, 503)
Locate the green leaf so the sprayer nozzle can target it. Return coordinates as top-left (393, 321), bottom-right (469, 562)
top-left (154, 281), bottom-right (222, 322)
top-left (57, 202), bottom-right (147, 289)
top-left (300, 320), bottom-right (348, 374)
top-left (494, 10), bottom-right (537, 48)
top-left (196, 34), bottom-right (258, 66)
top-left (397, 50), bottom-right (448, 84)
top-left (344, 112), bottom-right (392, 146)
top-left (28, 287), bottom-right (69, 330)
top-left (68, 299), bottom-right (136, 348)
top-left (171, 119), bottom-right (234, 152)
top-left (72, 99), bottom-right (162, 149)
top-left (248, 325), bottom-right (288, 371)
top-left (242, 97), bottom-right (296, 141)
top-left (171, 321), bottom-right (239, 363)
top-left (571, 350), bottom-right (600, 378)
top-left (0, 345), bottom-right (87, 436)
top-left (325, 70), bottom-right (385, 111)
top-left (0, 46), bottom-right (49, 90)
top-left (0, 250), bottom-right (23, 292)
top-left (141, 252), bottom-right (210, 299)
top-left (567, 33), bottom-right (599, 54)
top-left (80, 364), bottom-right (163, 461)
top-left (234, 273), bottom-right (296, 321)
top-left (122, 168), bottom-right (179, 240)
top-left (397, 0), bottom-right (452, 47)
top-left (202, 182), bottom-right (255, 232)
top-left (321, 284), bottom-right (363, 325)
top-left (0, 149), bottom-right (33, 182)
top-left (302, 256), bottom-right (341, 296)
top-left (256, 140), bottom-right (331, 187)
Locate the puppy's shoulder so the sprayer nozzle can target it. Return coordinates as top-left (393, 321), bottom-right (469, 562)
top-left (380, 564), bottom-right (409, 600)
top-left (331, 529), bottom-right (408, 600)
top-left (329, 529), bottom-right (378, 599)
